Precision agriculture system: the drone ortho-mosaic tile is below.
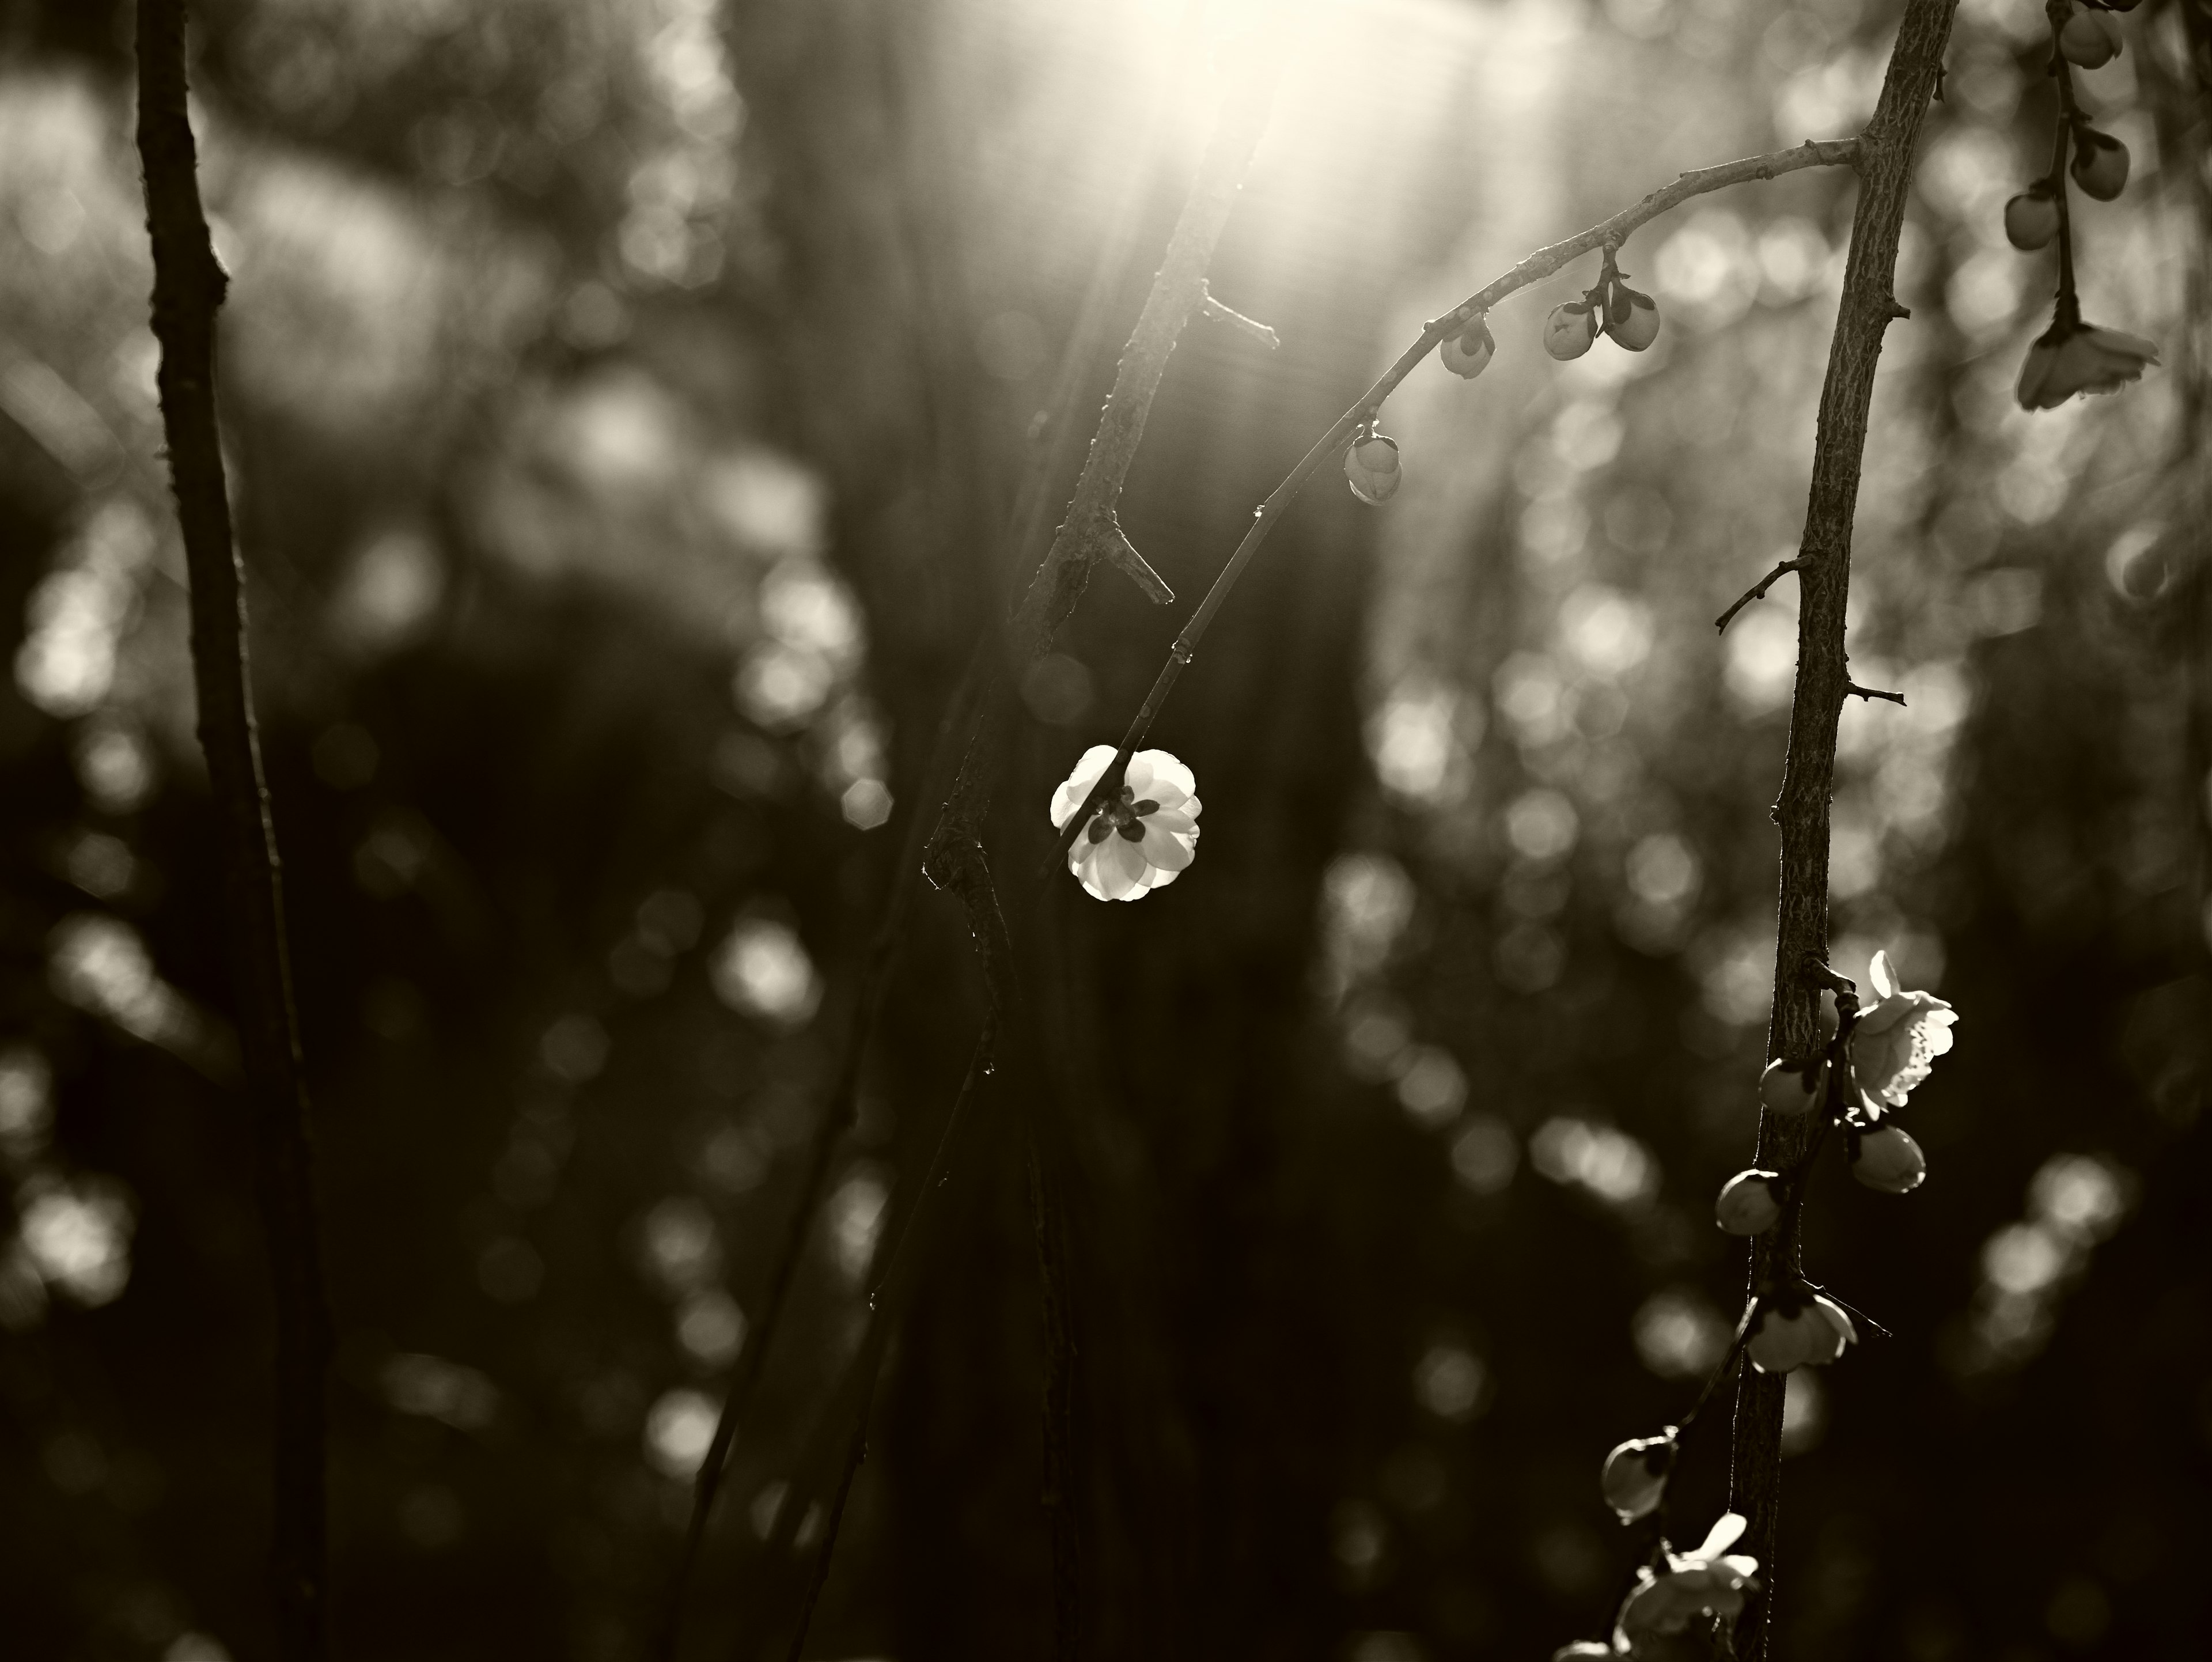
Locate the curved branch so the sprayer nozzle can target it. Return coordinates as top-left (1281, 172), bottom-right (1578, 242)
top-left (135, 3), bottom-right (329, 1657)
top-left (1048, 137), bottom-right (1862, 874)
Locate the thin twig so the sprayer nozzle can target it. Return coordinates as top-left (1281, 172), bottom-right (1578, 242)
top-left (1048, 138), bottom-right (1863, 877)
top-left (1715, 559), bottom-right (1806, 633)
top-left (1198, 281), bottom-right (1281, 348)
top-left (134, 6), bottom-right (329, 1658)
top-left (736, 1027), bottom-right (997, 1662)
top-left (1727, 9), bottom-right (1958, 1660)
top-left (1844, 682), bottom-right (1906, 705)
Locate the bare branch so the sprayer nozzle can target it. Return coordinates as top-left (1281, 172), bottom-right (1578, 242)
top-left (134, 3), bottom-right (329, 1656)
top-left (1727, 7), bottom-right (1959, 1660)
top-left (1048, 138), bottom-right (1864, 879)
top-left (1198, 281), bottom-right (1281, 348)
top-left (1846, 682), bottom-right (1907, 705)
top-left (1715, 558), bottom-right (1806, 633)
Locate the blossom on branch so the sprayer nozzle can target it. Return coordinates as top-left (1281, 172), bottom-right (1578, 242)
top-left (1850, 949), bottom-right (1956, 1106)
top-left (1049, 745), bottom-right (1201, 902)
top-left (1344, 432), bottom-right (1402, 505)
top-left (1613, 1512), bottom-right (1762, 1650)
top-left (2016, 312), bottom-right (2157, 410)
top-left (1745, 1286), bottom-right (1854, 1375)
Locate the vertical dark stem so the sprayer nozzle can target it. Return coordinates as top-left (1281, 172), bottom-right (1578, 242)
top-left (1728, 4), bottom-right (1957, 1658)
top-left (133, 3), bottom-right (329, 1657)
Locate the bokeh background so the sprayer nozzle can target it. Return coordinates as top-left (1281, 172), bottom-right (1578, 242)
top-left (3, 1), bottom-right (2210, 1659)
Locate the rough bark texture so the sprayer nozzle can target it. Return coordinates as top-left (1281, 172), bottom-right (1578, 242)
top-left (134, 4), bottom-right (330, 1657)
top-left (1729, 3), bottom-right (1959, 1657)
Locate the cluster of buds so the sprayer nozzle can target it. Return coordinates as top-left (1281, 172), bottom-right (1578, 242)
top-left (2005, 0), bottom-right (2158, 408)
top-left (1343, 424), bottom-right (1402, 505)
top-left (1544, 245), bottom-right (1660, 362)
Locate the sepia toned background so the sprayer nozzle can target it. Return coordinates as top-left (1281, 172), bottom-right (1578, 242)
top-left (2, 1), bottom-right (2208, 1659)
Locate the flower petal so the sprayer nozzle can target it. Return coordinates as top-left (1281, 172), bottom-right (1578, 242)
top-left (1131, 749), bottom-right (1195, 802)
top-left (1050, 745), bottom-right (1119, 830)
top-left (1869, 949), bottom-right (1897, 1001)
top-left (1145, 809), bottom-right (1196, 836)
top-left (1098, 835), bottom-right (1149, 900)
top-left (1695, 1513), bottom-right (1748, 1561)
top-left (1141, 823), bottom-right (1196, 871)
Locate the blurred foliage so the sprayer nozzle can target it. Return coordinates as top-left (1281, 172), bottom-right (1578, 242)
top-left (1, 2), bottom-right (2209, 1661)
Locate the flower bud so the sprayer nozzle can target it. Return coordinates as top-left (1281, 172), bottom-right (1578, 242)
top-left (1344, 433), bottom-right (1402, 505)
top-left (2070, 128), bottom-right (2128, 202)
top-left (1747, 1289), bottom-right (1855, 1375)
top-left (1543, 302), bottom-right (1597, 361)
top-left (2059, 9), bottom-right (2123, 68)
top-left (1600, 1430), bottom-right (1676, 1523)
top-left (2003, 188), bottom-right (2060, 251)
top-left (1441, 318), bottom-right (1495, 380)
top-left (1851, 1123), bottom-right (1926, 1194)
top-left (1714, 1170), bottom-right (1783, 1236)
top-left (1604, 285), bottom-right (1661, 352)
top-left (1552, 1647), bottom-right (1614, 1661)
top-left (1757, 1057), bottom-right (1827, 1116)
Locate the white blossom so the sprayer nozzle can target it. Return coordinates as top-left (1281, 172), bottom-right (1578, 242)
top-left (1614, 1512), bottom-right (1762, 1649)
top-left (1746, 1288), bottom-right (1854, 1375)
top-left (1850, 950), bottom-right (1956, 1107)
top-left (1050, 746), bottom-right (1201, 903)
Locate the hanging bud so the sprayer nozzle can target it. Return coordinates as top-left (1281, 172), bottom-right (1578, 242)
top-left (1441, 317), bottom-right (1496, 380)
top-left (1715, 1170), bottom-right (1784, 1236)
top-left (1543, 302), bottom-right (1597, 361)
top-left (2003, 186), bottom-right (2060, 251)
top-left (1600, 1430), bottom-right (1677, 1523)
top-left (1604, 284), bottom-right (1661, 352)
top-left (1344, 433), bottom-right (1402, 506)
top-left (1851, 1123), bottom-right (1927, 1194)
top-left (1757, 1057), bottom-right (1828, 1116)
top-left (2059, 9), bottom-right (2124, 69)
top-left (2070, 127), bottom-right (2129, 202)
top-left (1746, 1288), bottom-right (1855, 1375)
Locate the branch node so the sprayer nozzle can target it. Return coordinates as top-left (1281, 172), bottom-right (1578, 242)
top-left (1198, 282), bottom-right (1281, 349)
top-left (1885, 297), bottom-right (1912, 321)
top-left (1714, 558), bottom-right (1806, 633)
top-left (1845, 681), bottom-right (1906, 706)
top-left (1103, 517), bottom-right (1176, 605)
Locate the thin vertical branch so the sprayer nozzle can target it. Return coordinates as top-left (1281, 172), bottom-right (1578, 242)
top-left (134, 4), bottom-right (329, 1658)
top-left (1727, 5), bottom-right (1957, 1658)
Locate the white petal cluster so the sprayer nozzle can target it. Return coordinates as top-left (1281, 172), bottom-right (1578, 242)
top-left (1614, 1513), bottom-right (1762, 1649)
top-left (1850, 950), bottom-right (1957, 1107)
top-left (1746, 1289), bottom-right (1854, 1375)
top-left (1049, 746), bottom-right (1201, 903)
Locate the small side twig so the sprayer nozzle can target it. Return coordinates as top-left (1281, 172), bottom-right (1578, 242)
top-left (135, 5), bottom-right (330, 1657)
top-left (1198, 281), bottom-right (1280, 349)
top-left (1715, 559), bottom-right (1807, 633)
top-left (1845, 682), bottom-right (1906, 705)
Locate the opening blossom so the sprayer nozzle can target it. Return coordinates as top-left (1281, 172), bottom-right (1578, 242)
top-left (1850, 950), bottom-right (1957, 1107)
top-left (1614, 1513), bottom-right (1762, 1650)
top-left (1746, 1286), bottom-right (1855, 1375)
top-left (1049, 746), bottom-right (1200, 902)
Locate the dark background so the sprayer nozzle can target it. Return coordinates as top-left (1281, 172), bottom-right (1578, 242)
top-left (2, 1), bottom-right (2209, 1660)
